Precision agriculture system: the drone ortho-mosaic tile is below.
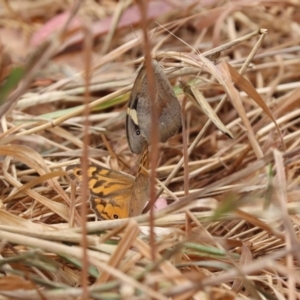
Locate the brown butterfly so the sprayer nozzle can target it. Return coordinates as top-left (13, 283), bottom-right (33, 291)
top-left (126, 59), bottom-right (182, 154)
top-left (66, 147), bottom-right (149, 220)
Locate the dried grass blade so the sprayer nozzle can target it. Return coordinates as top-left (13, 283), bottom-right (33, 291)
top-left (4, 170), bottom-right (66, 203)
top-left (180, 80), bottom-right (233, 139)
top-left (96, 220), bottom-right (140, 283)
top-left (1, 151), bottom-right (70, 222)
top-left (0, 2), bottom-right (82, 118)
top-left (273, 150), bottom-right (300, 264)
top-left (0, 210), bottom-right (53, 231)
top-left (218, 61), bottom-right (263, 158)
top-left (134, 237), bottom-right (197, 299)
top-left (0, 230), bottom-right (167, 299)
top-left (226, 62), bottom-right (284, 149)
top-left (235, 209), bottom-right (284, 240)
top-left (0, 144), bottom-right (72, 207)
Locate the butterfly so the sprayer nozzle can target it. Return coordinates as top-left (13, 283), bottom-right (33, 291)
top-left (66, 147), bottom-right (149, 220)
top-left (126, 59), bottom-right (182, 154)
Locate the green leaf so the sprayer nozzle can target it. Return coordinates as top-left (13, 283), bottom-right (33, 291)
top-left (0, 67), bottom-right (25, 105)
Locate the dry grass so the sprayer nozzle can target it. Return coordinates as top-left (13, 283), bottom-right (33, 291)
top-left (0, 0), bottom-right (300, 299)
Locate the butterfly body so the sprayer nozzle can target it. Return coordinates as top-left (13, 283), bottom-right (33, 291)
top-left (67, 148), bottom-right (149, 220)
top-left (127, 146), bottom-right (149, 217)
top-left (126, 59), bottom-right (182, 154)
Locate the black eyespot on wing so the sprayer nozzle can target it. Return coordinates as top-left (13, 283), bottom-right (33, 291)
top-left (76, 170), bottom-right (82, 176)
top-left (136, 130), bottom-right (140, 136)
top-left (113, 214), bottom-right (119, 219)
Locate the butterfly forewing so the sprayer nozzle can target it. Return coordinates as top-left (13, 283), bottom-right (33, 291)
top-left (126, 64), bottom-right (149, 154)
top-left (154, 60), bottom-right (181, 142)
top-left (126, 59), bottom-right (182, 154)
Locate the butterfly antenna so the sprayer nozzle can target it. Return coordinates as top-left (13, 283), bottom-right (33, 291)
top-left (155, 21), bottom-right (197, 53)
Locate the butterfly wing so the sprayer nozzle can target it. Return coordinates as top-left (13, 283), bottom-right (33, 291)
top-left (126, 64), bottom-right (149, 154)
top-left (152, 60), bottom-right (182, 142)
top-left (89, 196), bottom-right (129, 220)
top-left (128, 147), bottom-right (150, 217)
top-left (67, 165), bottom-right (134, 220)
top-left (126, 60), bottom-right (181, 154)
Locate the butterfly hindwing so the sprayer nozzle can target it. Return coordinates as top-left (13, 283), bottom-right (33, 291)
top-left (66, 164), bottom-right (134, 220)
top-left (89, 196), bottom-right (129, 220)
